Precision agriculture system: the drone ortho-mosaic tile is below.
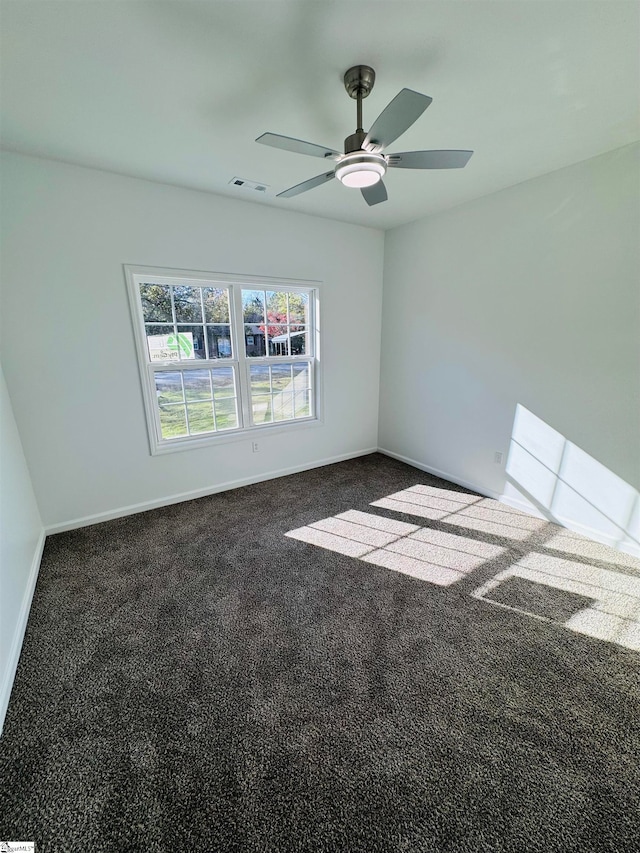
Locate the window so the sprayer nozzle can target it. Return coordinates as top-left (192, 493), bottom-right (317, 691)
top-left (125, 266), bottom-right (320, 454)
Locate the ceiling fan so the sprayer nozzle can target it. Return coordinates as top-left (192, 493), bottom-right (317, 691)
top-left (256, 65), bottom-right (473, 206)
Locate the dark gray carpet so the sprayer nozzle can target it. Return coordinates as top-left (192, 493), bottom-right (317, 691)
top-left (1, 453), bottom-right (639, 852)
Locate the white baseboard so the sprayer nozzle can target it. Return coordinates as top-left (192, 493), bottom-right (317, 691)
top-left (502, 493), bottom-right (640, 558)
top-left (45, 447), bottom-right (378, 535)
top-left (0, 529), bottom-right (45, 736)
top-left (377, 447), bottom-right (502, 501)
top-left (498, 493), bottom-right (553, 520)
top-left (378, 447), bottom-right (640, 560)
top-left (549, 513), bottom-right (640, 558)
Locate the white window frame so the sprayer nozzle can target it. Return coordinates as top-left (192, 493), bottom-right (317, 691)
top-left (124, 265), bottom-right (321, 455)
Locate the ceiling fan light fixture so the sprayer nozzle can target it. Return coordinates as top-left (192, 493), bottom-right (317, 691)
top-left (335, 152), bottom-right (386, 188)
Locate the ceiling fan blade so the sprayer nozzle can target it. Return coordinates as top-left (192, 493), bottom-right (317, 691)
top-left (387, 150), bottom-right (473, 170)
top-left (256, 132), bottom-right (340, 160)
top-left (364, 89), bottom-right (432, 152)
top-left (361, 180), bottom-right (388, 206)
top-left (277, 171), bottom-right (336, 198)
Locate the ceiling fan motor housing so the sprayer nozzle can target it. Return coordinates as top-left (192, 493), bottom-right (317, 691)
top-left (344, 129), bottom-right (367, 154)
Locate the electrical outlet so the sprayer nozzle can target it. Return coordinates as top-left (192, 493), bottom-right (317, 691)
top-left (494, 451), bottom-right (503, 465)
top-left (252, 441), bottom-right (259, 453)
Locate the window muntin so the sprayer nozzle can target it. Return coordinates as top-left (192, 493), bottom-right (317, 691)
top-left (127, 268), bottom-right (318, 453)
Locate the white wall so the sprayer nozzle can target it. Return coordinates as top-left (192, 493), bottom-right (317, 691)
top-left (0, 152), bottom-right (384, 529)
top-left (0, 359), bottom-right (44, 733)
top-left (379, 143), bottom-right (640, 554)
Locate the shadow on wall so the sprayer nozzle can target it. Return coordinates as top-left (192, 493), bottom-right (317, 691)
top-left (286, 483), bottom-right (640, 652)
top-left (504, 404), bottom-right (639, 558)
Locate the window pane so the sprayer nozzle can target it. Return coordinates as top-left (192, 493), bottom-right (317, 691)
top-left (292, 363), bottom-right (310, 389)
top-left (250, 364), bottom-right (271, 394)
top-left (183, 369), bottom-right (212, 401)
top-left (249, 362), bottom-right (311, 426)
top-left (245, 325), bottom-right (266, 357)
top-left (140, 284), bottom-right (173, 322)
top-left (212, 367), bottom-right (235, 398)
top-left (242, 290), bottom-right (265, 324)
top-left (159, 404), bottom-right (187, 439)
top-left (146, 325), bottom-right (178, 362)
top-left (214, 397), bottom-right (238, 430)
top-left (154, 371), bottom-right (184, 403)
top-left (290, 327), bottom-right (308, 355)
top-left (203, 288), bottom-right (229, 323)
top-left (177, 325), bottom-right (204, 360)
top-left (266, 291), bottom-right (288, 323)
top-left (187, 402), bottom-right (215, 434)
top-left (267, 325), bottom-right (289, 356)
top-left (251, 395), bottom-right (272, 424)
top-left (173, 286), bottom-right (203, 323)
top-left (271, 363), bottom-right (292, 392)
top-left (288, 292), bottom-right (309, 325)
top-left (294, 389), bottom-right (311, 418)
top-left (206, 324), bottom-right (232, 359)
top-left (273, 393), bottom-right (295, 422)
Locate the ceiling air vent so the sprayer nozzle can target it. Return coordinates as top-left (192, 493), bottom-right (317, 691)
top-left (229, 177), bottom-right (269, 193)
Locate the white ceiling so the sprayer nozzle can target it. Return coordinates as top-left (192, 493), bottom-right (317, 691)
top-left (1, 1), bottom-right (638, 230)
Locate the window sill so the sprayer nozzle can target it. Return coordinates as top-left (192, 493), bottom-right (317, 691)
top-left (149, 415), bottom-right (322, 456)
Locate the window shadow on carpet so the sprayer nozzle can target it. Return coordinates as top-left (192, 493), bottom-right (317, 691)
top-left (286, 483), bottom-right (640, 653)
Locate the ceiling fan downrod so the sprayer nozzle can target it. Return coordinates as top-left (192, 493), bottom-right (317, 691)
top-left (343, 65), bottom-right (375, 153)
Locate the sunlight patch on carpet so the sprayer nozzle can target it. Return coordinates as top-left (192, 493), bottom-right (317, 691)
top-left (473, 553), bottom-right (640, 651)
top-left (372, 486), bottom-right (547, 540)
top-left (286, 482), bottom-right (640, 652)
top-left (286, 505), bottom-right (504, 587)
